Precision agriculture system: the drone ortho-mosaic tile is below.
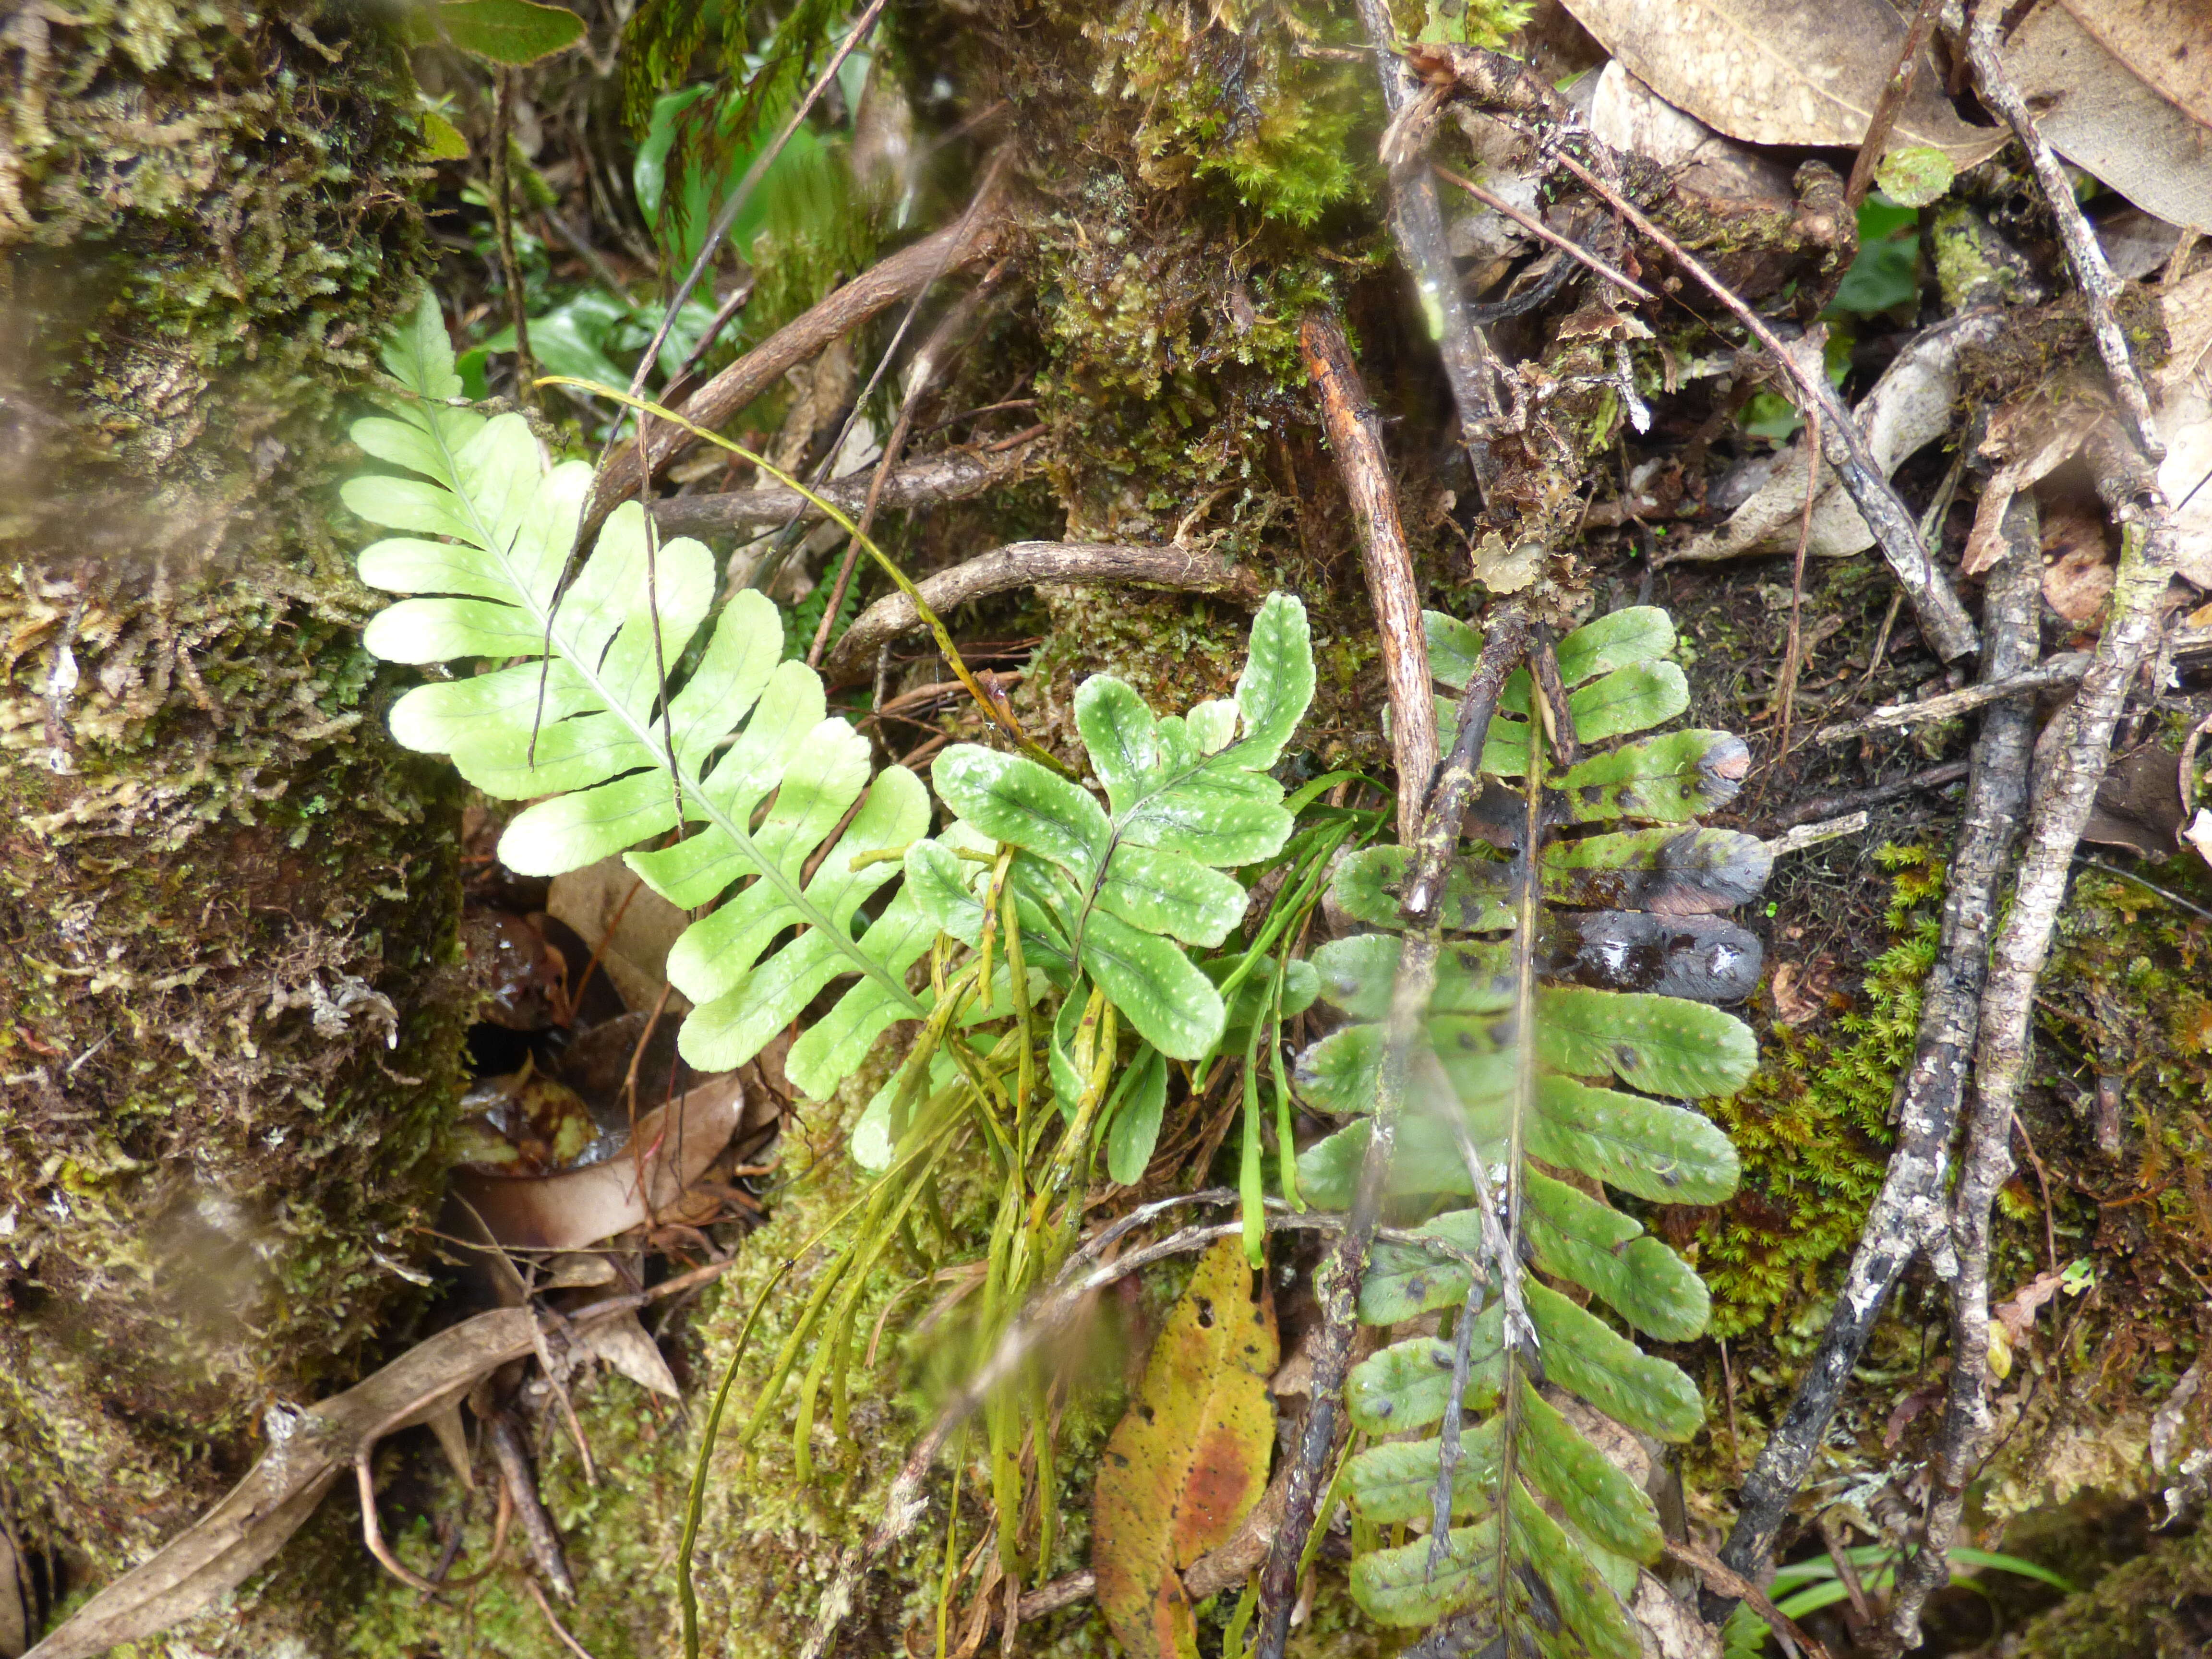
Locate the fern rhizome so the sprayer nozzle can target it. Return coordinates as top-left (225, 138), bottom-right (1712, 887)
top-left (350, 293), bottom-right (1768, 1653)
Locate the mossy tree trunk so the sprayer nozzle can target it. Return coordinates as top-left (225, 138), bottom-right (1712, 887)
top-left (0, 0), bottom-right (460, 1621)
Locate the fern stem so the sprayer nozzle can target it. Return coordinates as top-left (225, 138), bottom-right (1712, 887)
top-left (1402, 612), bottom-right (1529, 927)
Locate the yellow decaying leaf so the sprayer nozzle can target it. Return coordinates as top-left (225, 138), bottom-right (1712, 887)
top-left (1093, 1236), bottom-right (1279, 1659)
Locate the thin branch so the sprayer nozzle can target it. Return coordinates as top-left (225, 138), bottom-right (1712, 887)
top-left (1877, 423), bottom-right (2176, 1655)
top-left (1817, 654), bottom-right (2096, 742)
top-left (1843, 0), bottom-right (1946, 210)
top-left (647, 433), bottom-right (1037, 540)
top-left (1350, 0), bottom-right (1503, 478)
top-left (581, 198), bottom-right (1007, 535)
top-left (1431, 165), bottom-right (1654, 302)
top-left (1961, 5), bottom-right (2164, 461)
top-left (1299, 311), bottom-right (1440, 843)
top-left (825, 541), bottom-right (1267, 676)
top-left (1716, 492), bottom-right (2041, 1606)
top-left (809, 264), bottom-right (1007, 666)
top-left (1761, 758), bottom-right (1970, 832)
top-left (489, 70), bottom-right (538, 414)
top-left (1543, 145), bottom-right (1982, 663)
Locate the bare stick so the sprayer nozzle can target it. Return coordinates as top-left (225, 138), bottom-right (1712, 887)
top-left (650, 435), bottom-right (1036, 540)
top-left (1543, 146), bottom-right (1981, 663)
top-left (488, 1410), bottom-right (577, 1602)
top-left (617, 0), bottom-right (889, 434)
top-left (1716, 493), bottom-right (2040, 1604)
top-left (1843, 0), bottom-right (1946, 209)
top-left (1961, 6), bottom-right (2164, 461)
top-left (488, 70), bottom-right (537, 413)
top-left (824, 541), bottom-right (1268, 676)
top-left (583, 204), bottom-right (1006, 531)
top-left (809, 266), bottom-right (1004, 666)
top-left (1403, 613), bottom-right (1531, 925)
top-left (1350, 0), bottom-right (1502, 474)
top-left (1877, 425), bottom-right (2176, 1655)
top-left (1818, 654), bottom-right (2096, 741)
top-left (1299, 311), bottom-right (1440, 842)
top-left (1762, 758), bottom-right (1971, 832)
top-left (1431, 165), bottom-right (1654, 303)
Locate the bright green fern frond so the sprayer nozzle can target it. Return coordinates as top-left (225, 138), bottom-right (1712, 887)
top-left (1298, 604), bottom-right (1767, 1654)
top-left (350, 291), bottom-right (927, 1096)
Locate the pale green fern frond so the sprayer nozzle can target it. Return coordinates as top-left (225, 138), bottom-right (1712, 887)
top-left (349, 291), bottom-right (929, 1096)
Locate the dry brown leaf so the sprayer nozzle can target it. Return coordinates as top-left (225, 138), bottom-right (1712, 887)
top-left (2082, 743), bottom-right (2188, 858)
top-left (1587, 61), bottom-right (1792, 202)
top-left (449, 1072), bottom-right (745, 1252)
top-left (1961, 401), bottom-right (2104, 576)
top-left (2060, 0), bottom-right (2212, 128)
top-left (21, 1310), bottom-right (546, 1659)
top-left (1555, 0), bottom-right (2006, 164)
top-left (2040, 495), bottom-right (2119, 624)
top-left (577, 1308), bottom-right (682, 1399)
top-left (2006, 0), bottom-right (2212, 230)
top-left (1768, 958), bottom-right (1835, 1027)
top-left (1677, 311), bottom-right (2004, 563)
top-left (546, 856), bottom-right (692, 1016)
top-left (1093, 1236), bottom-right (1277, 1659)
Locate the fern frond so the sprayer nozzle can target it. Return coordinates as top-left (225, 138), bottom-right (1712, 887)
top-left (1298, 605), bottom-right (1768, 1655)
top-left (350, 292), bottom-right (929, 1096)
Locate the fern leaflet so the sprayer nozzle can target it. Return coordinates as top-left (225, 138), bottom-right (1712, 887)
top-left (1296, 605), bottom-right (1769, 1656)
top-left (349, 291), bottom-right (930, 1097)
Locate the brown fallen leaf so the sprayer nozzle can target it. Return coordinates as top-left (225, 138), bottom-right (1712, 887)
top-left (2040, 495), bottom-right (2119, 625)
top-left (546, 855), bottom-right (693, 1016)
top-left (1961, 399), bottom-right (2104, 577)
top-left (2082, 743), bottom-right (2188, 858)
top-left (1988, 1267), bottom-right (2069, 1380)
top-left (450, 1072), bottom-right (745, 1252)
top-left (1768, 957), bottom-right (1837, 1027)
top-left (1555, 0), bottom-right (2007, 165)
top-left (2006, 0), bottom-right (2212, 230)
top-left (1093, 1236), bottom-right (1278, 1659)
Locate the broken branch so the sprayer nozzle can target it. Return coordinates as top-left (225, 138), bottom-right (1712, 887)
top-left (823, 541), bottom-right (1268, 677)
top-left (646, 436), bottom-right (1037, 541)
top-left (1298, 311), bottom-right (1440, 842)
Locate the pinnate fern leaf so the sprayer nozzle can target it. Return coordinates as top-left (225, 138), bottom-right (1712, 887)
top-left (1298, 605), bottom-right (1767, 1654)
top-left (915, 594), bottom-right (1316, 1065)
top-left (349, 291), bottom-right (927, 1095)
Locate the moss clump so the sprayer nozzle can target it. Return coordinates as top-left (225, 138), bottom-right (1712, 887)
top-left (0, 0), bottom-right (455, 1603)
top-left (1683, 844), bottom-right (1939, 1339)
top-left (2015, 1516), bottom-right (2212, 1659)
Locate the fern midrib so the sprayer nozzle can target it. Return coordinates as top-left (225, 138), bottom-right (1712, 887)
top-left (423, 410), bottom-right (923, 1018)
top-left (1066, 739), bottom-right (1254, 969)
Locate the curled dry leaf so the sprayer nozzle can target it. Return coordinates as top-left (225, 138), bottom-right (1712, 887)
top-left (2005, 0), bottom-right (2212, 231)
top-left (1092, 1235), bottom-right (1278, 1659)
top-left (1677, 310), bottom-right (2006, 562)
top-left (2082, 743), bottom-right (2189, 858)
top-left (451, 1072), bottom-right (745, 1252)
top-left (2040, 495), bottom-right (2119, 625)
top-left (21, 1309), bottom-right (548, 1659)
top-left (546, 855), bottom-right (693, 1017)
top-left (2185, 807), bottom-right (2212, 870)
top-left (1555, 0), bottom-right (2006, 165)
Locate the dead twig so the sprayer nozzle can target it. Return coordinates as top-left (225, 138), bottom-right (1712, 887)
top-left (645, 435), bottom-right (1039, 540)
top-left (526, 1575), bottom-right (602, 1659)
top-left (825, 541), bottom-right (1267, 677)
top-left (1877, 424), bottom-right (2176, 1655)
top-left (1816, 654), bottom-right (2097, 742)
top-left (1960, 5), bottom-right (2164, 461)
top-left (1761, 759), bottom-right (1970, 832)
top-left (1350, 0), bottom-right (1502, 478)
top-left (1298, 311), bottom-right (1439, 842)
top-left (1430, 165), bottom-right (1654, 303)
top-left (1719, 494), bottom-right (2041, 1608)
top-left (1542, 144), bottom-right (1981, 663)
top-left (489, 1410), bottom-right (577, 1601)
top-left (488, 70), bottom-right (537, 413)
top-left (1843, 0), bottom-right (1947, 209)
top-left (809, 264), bottom-right (1008, 666)
top-left (583, 197), bottom-right (1007, 534)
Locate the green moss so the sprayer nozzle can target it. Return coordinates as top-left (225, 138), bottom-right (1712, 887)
top-left (1689, 844), bottom-right (1941, 1339)
top-left (2015, 1517), bottom-right (2212, 1659)
top-left (0, 0), bottom-right (457, 1614)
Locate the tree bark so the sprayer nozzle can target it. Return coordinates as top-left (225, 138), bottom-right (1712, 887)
top-left (0, 1), bottom-right (454, 1640)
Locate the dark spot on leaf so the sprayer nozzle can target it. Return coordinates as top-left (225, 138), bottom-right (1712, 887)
top-left (1195, 1298), bottom-right (1214, 1328)
top-left (1138, 1403), bottom-right (1155, 1424)
top-left (1111, 1451), bottom-right (1130, 1467)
